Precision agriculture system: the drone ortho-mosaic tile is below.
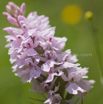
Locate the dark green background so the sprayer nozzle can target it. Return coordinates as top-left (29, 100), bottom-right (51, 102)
top-left (0, 0), bottom-right (103, 104)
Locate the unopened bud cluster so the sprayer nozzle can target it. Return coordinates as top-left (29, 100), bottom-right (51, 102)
top-left (3, 2), bottom-right (26, 26)
top-left (3, 2), bottom-right (95, 104)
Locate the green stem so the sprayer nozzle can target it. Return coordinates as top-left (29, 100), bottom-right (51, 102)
top-left (28, 97), bottom-right (44, 102)
top-left (81, 98), bottom-right (83, 104)
top-left (57, 77), bottom-right (65, 99)
top-left (89, 21), bottom-right (103, 81)
top-left (41, 94), bottom-right (47, 100)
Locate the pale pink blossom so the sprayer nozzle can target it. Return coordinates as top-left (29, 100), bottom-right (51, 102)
top-left (3, 2), bottom-right (95, 104)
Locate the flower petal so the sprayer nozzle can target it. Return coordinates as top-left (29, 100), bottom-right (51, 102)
top-left (66, 83), bottom-right (85, 95)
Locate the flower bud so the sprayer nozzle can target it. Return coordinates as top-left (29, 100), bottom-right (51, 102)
top-left (2, 12), bottom-right (10, 18)
top-left (85, 11), bottom-right (93, 21)
top-left (7, 16), bottom-right (17, 25)
top-left (8, 2), bottom-right (16, 13)
top-left (21, 3), bottom-right (26, 15)
top-left (6, 5), bottom-right (11, 14)
top-left (18, 15), bottom-right (26, 23)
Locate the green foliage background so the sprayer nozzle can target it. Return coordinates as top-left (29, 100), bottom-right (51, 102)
top-left (0, 0), bottom-right (103, 104)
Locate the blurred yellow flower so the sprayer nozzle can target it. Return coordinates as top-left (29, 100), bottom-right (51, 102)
top-left (61, 5), bottom-right (83, 25)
